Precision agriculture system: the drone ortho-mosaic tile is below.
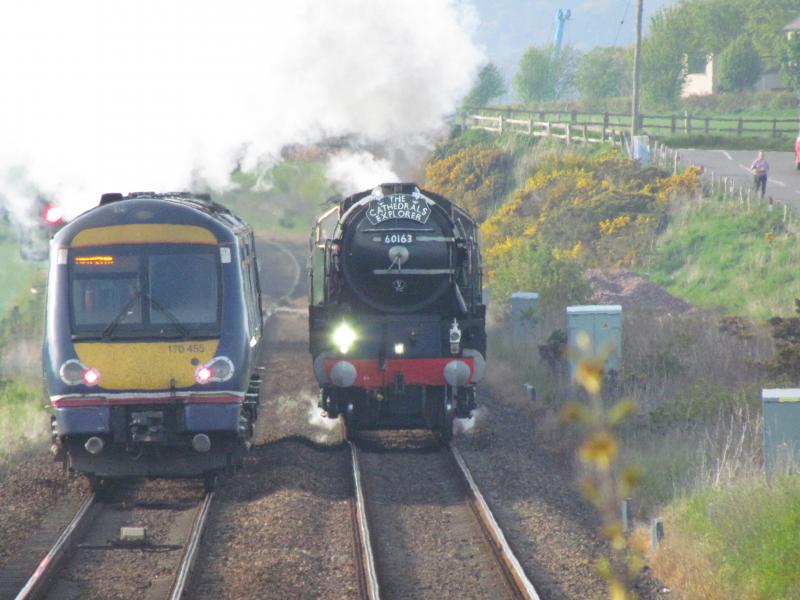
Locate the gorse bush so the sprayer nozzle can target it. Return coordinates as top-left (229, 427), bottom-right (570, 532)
top-left (480, 151), bottom-right (701, 314)
top-left (424, 143), bottom-right (514, 221)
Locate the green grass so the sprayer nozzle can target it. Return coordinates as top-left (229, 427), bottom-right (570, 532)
top-left (0, 222), bottom-right (38, 318)
top-left (657, 133), bottom-right (794, 151)
top-left (216, 160), bottom-right (334, 237)
top-left (0, 380), bottom-right (48, 470)
top-left (659, 476), bottom-right (800, 600)
top-left (647, 199), bottom-right (800, 320)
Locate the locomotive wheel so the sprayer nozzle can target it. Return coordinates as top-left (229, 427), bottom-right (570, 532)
top-left (435, 387), bottom-right (455, 443)
top-left (204, 472), bottom-right (218, 492)
top-left (343, 401), bottom-right (358, 441)
top-left (88, 474), bottom-right (112, 500)
top-left (436, 410), bottom-right (455, 442)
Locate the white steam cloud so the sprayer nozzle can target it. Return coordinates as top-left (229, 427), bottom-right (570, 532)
top-left (325, 151), bottom-right (399, 193)
top-left (454, 405), bottom-right (488, 435)
top-left (0, 1), bottom-right (482, 219)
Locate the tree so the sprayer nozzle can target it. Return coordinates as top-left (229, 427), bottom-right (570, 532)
top-left (514, 45), bottom-right (579, 104)
top-left (575, 47), bottom-right (632, 101)
top-left (640, 0), bottom-right (800, 107)
top-left (462, 63), bottom-right (507, 108)
top-left (717, 35), bottom-right (762, 92)
top-left (780, 34), bottom-right (800, 92)
top-left (641, 8), bottom-right (691, 107)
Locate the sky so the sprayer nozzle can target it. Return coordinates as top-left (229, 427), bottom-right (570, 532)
top-left (471, 0), bottom-right (677, 79)
top-left (0, 0), bottom-right (681, 221)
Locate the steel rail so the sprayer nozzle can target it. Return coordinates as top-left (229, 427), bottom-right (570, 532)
top-left (449, 444), bottom-right (541, 600)
top-left (14, 493), bottom-right (98, 600)
top-left (169, 490), bottom-right (215, 600)
top-left (349, 443), bottom-right (381, 600)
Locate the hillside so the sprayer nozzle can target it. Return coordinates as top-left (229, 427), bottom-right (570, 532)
top-left (423, 129), bottom-right (800, 599)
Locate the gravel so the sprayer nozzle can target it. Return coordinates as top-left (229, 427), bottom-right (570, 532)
top-left (43, 479), bottom-right (206, 600)
top-left (587, 269), bottom-right (694, 315)
top-left (454, 362), bottom-right (667, 600)
top-left (189, 305), bottom-right (360, 600)
top-left (0, 451), bottom-right (88, 570)
top-left (357, 432), bottom-right (512, 599)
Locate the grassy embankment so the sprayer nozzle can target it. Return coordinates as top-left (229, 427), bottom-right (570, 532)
top-left (424, 129), bottom-right (800, 598)
top-left (0, 221), bottom-right (49, 471)
top-left (648, 200), bottom-right (800, 320)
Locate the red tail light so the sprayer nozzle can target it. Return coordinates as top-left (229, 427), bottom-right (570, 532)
top-left (195, 357), bottom-right (234, 384)
top-left (83, 369), bottom-right (100, 386)
top-left (44, 205), bottom-right (64, 224)
top-left (196, 366), bottom-right (213, 384)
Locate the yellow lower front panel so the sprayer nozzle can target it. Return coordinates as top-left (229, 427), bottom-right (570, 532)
top-left (74, 340), bottom-right (219, 390)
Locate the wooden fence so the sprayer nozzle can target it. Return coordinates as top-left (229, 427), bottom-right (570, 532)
top-left (466, 110), bottom-right (793, 220)
top-left (465, 107), bottom-right (799, 139)
top-left (465, 113), bottom-right (627, 148)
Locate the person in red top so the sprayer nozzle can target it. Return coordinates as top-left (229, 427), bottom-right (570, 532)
top-left (751, 151), bottom-right (769, 198)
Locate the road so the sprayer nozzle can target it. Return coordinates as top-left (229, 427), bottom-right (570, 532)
top-left (678, 149), bottom-right (800, 208)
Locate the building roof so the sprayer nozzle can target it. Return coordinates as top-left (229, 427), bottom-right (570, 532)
top-left (784, 15), bottom-right (800, 31)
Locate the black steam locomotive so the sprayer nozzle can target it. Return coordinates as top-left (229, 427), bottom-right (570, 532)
top-left (309, 183), bottom-right (486, 439)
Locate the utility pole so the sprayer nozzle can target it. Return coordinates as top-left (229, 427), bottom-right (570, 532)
top-left (631, 0), bottom-right (644, 139)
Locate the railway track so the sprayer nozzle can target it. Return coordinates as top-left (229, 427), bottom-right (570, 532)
top-left (10, 481), bottom-right (213, 600)
top-left (349, 435), bottom-right (540, 600)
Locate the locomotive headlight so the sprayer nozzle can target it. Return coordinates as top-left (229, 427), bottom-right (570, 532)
top-left (394, 343), bottom-right (405, 355)
top-left (195, 356), bottom-right (235, 384)
top-left (332, 323), bottom-right (357, 354)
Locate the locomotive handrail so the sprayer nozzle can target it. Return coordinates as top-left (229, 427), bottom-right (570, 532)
top-left (371, 268), bottom-right (456, 275)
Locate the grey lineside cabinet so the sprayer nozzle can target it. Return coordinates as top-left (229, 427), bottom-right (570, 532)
top-left (566, 305), bottom-right (622, 374)
top-left (762, 389), bottom-right (800, 471)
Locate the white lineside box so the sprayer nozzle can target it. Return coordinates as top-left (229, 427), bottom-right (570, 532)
top-left (566, 305), bottom-right (622, 374)
top-left (762, 389), bottom-right (800, 471)
top-left (510, 292), bottom-right (538, 346)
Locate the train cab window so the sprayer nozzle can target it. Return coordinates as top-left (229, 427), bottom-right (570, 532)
top-left (71, 255), bottom-right (142, 328)
top-left (69, 247), bottom-right (220, 338)
top-left (148, 253), bottom-right (218, 326)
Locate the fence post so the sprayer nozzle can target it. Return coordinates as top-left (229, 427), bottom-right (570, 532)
top-left (571, 110), bottom-right (578, 124)
top-left (498, 115), bottom-right (504, 134)
top-left (673, 150), bottom-right (679, 174)
top-left (684, 111), bottom-right (691, 134)
top-left (704, 117), bottom-right (710, 134)
top-left (539, 110), bottom-right (546, 121)
top-left (582, 124), bottom-right (588, 144)
top-left (737, 119), bottom-right (743, 136)
top-left (566, 123), bottom-right (572, 144)
top-left (527, 118), bottom-right (532, 135)
top-left (671, 115), bottom-right (677, 134)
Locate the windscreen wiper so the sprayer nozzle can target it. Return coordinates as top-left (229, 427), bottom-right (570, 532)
top-left (102, 290), bottom-right (141, 340)
top-left (146, 293), bottom-right (193, 339)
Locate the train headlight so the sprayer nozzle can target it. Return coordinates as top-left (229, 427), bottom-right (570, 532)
top-left (394, 343), bottom-right (405, 355)
top-left (195, 356), bottom-right (235, 384)
top-left (59, 359), bottom-right (100, 387)
top-left (332, 323), bottom-right (357, 354)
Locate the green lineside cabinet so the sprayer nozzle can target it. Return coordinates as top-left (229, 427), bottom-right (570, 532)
top-left (762, 389), bottom-right (800, 471)
top-left (566, 305), bottom-right (622, 373)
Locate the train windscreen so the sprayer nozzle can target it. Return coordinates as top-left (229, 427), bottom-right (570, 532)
top-left (69, 246), bottom-right (220, 339)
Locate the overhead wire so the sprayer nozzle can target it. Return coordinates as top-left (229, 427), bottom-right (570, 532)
top-left (612, 0), bottom-right (633, 47)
